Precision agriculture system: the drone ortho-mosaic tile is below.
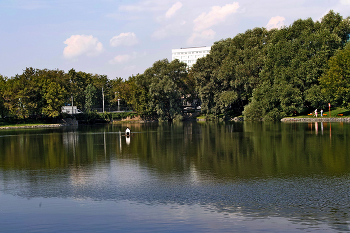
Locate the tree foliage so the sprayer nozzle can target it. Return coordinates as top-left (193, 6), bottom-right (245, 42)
top-left (1, 11), bottom-right (349, 122)
top-left (84, 84), bottom-right (97, 112)
top-left (0, 75), bottom-right (7, 117)
top-left (192, 27), bottom-right (275, 118)
top-left (0, 68), bottom-right (114, 119)
top-left (243, 11), bottom-right (350, 120)
top-left (131, 59), bottom-right (188, 121)
top-left (320, 42), bottom-right (350, 108)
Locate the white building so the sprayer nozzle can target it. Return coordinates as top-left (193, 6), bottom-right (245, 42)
top-left (172, 46), bottom-right (211, 67)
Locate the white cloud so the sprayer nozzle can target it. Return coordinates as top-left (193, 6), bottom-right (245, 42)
top-left (110, 32), bottom-right (139, 47)
top-left (165, 2), bottom-right (182, 18)
top-left (193, 2), bottom-right (239, 32)
top-left (109, 52), bottom-right (145, 65)
top-left (266, 16), bottom-right (285, 30)
top-left (340, 0), bottom-right (350, 5)
top-left (109, 54), bottom-right (132, 64)
top-left (63, 35), bottom-right (103, 59)
top-left (187, 29), bottom-right (216, 45)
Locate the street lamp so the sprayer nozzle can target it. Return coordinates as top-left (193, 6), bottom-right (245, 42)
top-left (102, 87), bottom-right (105, 113)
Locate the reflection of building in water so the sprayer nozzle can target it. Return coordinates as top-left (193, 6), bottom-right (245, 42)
top-left (63, 130), bottom-right (79, 152)
top-left (184, 123), bottom-right (193, 143)
top-left (183, 122), bottom-right (202, 144)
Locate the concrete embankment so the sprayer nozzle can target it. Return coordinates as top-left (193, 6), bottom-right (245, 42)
top-left (0, 118), bottom-right (79, 130)
top-left (281, 117), bottom-right (350, 122)
top-left (0, 124), bottom-right (66, 130)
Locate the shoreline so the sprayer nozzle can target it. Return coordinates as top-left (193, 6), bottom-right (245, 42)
top-left (2, 117), bottom-right (350, 129)
top-left (0, 124), bottom-right (68, 130)
top-left (281, 117), bottom-right (350, 122)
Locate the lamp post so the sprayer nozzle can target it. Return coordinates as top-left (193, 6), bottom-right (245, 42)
top-left (102, 87), bottom-right (105, 113)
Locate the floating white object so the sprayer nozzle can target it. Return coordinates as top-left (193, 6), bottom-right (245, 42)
top-left (125, 127), bottom-right (131, 136)
top-left (126, 136), bottom-right (130, 145)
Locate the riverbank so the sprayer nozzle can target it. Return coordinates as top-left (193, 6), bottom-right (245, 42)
top-left (0, 124), bottom-right (66, 130)
top-left (0, 118), bottom-right (78, 129)
top-left (281, 117), bottom-right (350, 122)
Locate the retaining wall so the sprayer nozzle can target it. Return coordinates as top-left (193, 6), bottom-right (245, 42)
top-left (281, 117), bottom-right (350, 122)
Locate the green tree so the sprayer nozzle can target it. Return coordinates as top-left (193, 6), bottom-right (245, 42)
top-left (132, 59), bottom-right (188, 121)
top-left (0, 75), bottom-right (7, 117)
top-left (2, 68), bottom-right (43, 118)
top-left (111, 76), bottom-right (137, 110)
top-left (3, 68), bottom-right (70, 118)
top-left (319, 42), bottom-right (350, 108)
top-left (244, 11), bottom-right (350, 120)
top-left (84, 84), bottom-right (97, 112)
top-left (42, 81), bottom-right (67, 117)
top-left (192, 27), bottom-right (274, 118)
top-left (68, 69), bottom-right (88, 110)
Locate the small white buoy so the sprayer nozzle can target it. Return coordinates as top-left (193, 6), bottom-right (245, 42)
top-left (125, 127), bottom-right (131, 136)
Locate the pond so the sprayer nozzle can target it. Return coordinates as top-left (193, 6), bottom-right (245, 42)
top-left (0, 121), bottom-right (350, 232)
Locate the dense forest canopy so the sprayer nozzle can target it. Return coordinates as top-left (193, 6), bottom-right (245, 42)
top-left (193, 10), bottom-right (350, 120)
top-left (0, 11), bottom-right (349, 121)
top-left (0, 68), bottom-right (116, 118)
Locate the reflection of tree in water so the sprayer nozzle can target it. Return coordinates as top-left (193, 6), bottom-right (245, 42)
top-left (1, 122), bottom-right (350, 231)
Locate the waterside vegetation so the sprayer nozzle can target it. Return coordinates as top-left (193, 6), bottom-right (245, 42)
top-left (0, 11), bottom-right (350, 123)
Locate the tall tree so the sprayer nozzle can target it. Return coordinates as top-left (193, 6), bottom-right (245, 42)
top-left (319, 42), bottom-right (350, 108)
top-left (132, 59), bottom-right (188, 121)
top-left (244, 11), bottom-right (350, 120)
top-left (42, 81), bottom-right (67, 117)
top-left (0, 75), bottom-right (7, 117)
top-left (84, 84), bottom-right (97, 112)
top-left (192, 27), bottom-right (274, 118)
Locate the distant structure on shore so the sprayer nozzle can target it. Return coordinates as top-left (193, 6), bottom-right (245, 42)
top-left (171, 46), bottom-right (211, 67)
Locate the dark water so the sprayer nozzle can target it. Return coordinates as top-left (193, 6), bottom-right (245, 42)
top-left (0, 122), bottom-right (350, 232)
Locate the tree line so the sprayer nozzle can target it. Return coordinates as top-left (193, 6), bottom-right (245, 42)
top-left (1, 11), bottom-right (350, 121)
top-left (192, 10), bottom-right (350, 120)
top-left (0, 68), bottom-right (117, 119)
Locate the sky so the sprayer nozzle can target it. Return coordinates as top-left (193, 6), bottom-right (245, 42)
top-left (1, 0), bottom-right (350, 80)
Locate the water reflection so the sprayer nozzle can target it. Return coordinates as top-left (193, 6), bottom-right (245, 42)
top-left (1, 122), bottom-right (350, 232)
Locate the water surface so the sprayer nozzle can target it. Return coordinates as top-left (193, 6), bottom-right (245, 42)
top-left (0, 122), bottom-right (350, 232)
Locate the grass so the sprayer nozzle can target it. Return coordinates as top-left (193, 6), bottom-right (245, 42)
top-left (291, 107), bottom-right (350, 118)
top-left (0, 123), bottom-right (58, 128)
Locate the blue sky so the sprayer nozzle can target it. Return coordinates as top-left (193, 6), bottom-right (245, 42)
top-left (1, 0), bottom-right (350, 79)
